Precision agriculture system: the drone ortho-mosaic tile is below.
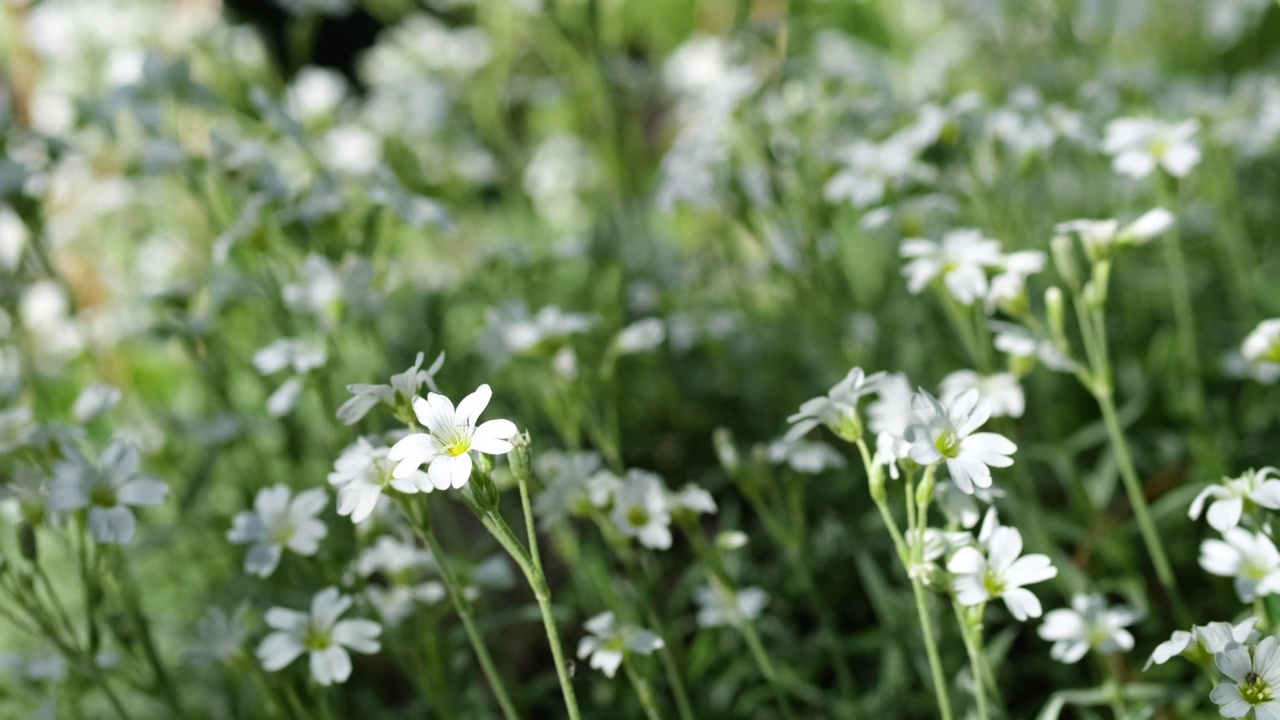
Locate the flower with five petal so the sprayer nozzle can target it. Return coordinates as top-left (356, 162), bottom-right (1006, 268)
top-left (1102, 118), bottom-right (1201, 179)
top-left (906, 389), bottom-right (1017, 494)
top-left (784, 367), bottom-right (885, 442)
top-left (48, 440), bottom-right (168, 545)
top-left (227, 485), bottom-right (328, 577)
top-left (1038, 593), bottom-right (1138, 664)
top-left (1146, 617), bottom-right (1259, 670)
top-left (336, 351), bottom-right (444, 425)
top-left (1190, 468), bottom-right (1280, 532)
top-left (576, 612), bottom-right (665, 678)
top-left (901, 229), bottom-right (1004, 306)
top-left (610, 470), bottom-right (673, 550)
top-left (948, 526), bottom-right (1057, 621)
top-left (256, 587), bottom-right (382, 686)
top-left (328, 438), bottom-right (432, 524)
top-left (386, 385), bottom-right (518, 490)
top-left (1211, 637), bottom-right (1280, 719)
top-left (1200, 528), bottom-right (1280, 602)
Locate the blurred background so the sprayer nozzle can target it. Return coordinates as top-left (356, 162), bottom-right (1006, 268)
top-left (3, 0), bottom-right (1280, 718)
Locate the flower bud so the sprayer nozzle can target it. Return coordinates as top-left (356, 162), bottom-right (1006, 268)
top-left (868, 466), bottom-right (886, 502)
top-left (713, 428), bottom-right (740, 475)
top-left (1050, 234), bottom-right (1080, 290)
top-left (508, 430), bottom-right (533, 482)
top-left (716, 531), bottom-right (748, 551)
top-left (469, 467), bottom-right (501, 514)
top-left (1045, 287), bottom-right (1066, 346)
top-left (915, 470), bottom-right (936, 507)
top-left (18, 522), bottom-right (36, 562)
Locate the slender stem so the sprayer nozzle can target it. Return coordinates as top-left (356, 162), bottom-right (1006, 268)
top-left (647, 609), bottom-right (697, 720)
top-left (97, 672), bottom-right (136, 720)
top-left (624, 660), bottom-right (664, 720)
top-left (1155, 184), bottom-right (1205, 420)
top-left (729, 582), bottom-right (797, 720)
top-left (1095, 387), bottom-right (1177, 595)
top-left (953, 603), bottom-right (990, 720)
top-left (482, 511), bottom-right (581, 720)
top-left (403, 503), bottom-right (521, 720)
top-left (905, 465), bottom-right (955, 720)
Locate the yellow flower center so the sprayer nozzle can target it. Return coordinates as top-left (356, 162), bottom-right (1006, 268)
top-left (303, 626), bottom-right (332, 651)
top-left (1243, 672), bottom-right (1274, 705)
top-left (982, 569), bottom-right (1004, 596)
top-left (90, 484), bottom-right (118, 508)
top-left (626, 506), bottom-right (651, 528)
top-left (934, 430), bottom-right (960, 459)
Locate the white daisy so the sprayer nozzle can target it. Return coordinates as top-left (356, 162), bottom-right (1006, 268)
top-left (948, 526), bottom-right (1057, 621)
top-left (1190, 468), bottom-right (1280, 532)
top-left (1200, 528), bottom-right (1280, 602)
top-left (1102, 118), bottom-right (1201, 179)
top-left (329, 438), bottom-right (432, 524)
top-left (227, 485), bottom-right (328, 577)
top-left (257, 587), bottom-right (382, 686)
top-left (47, 440), bottom-right (168, 545)
top-left (901, 229), bottom-right (1003, 305)
top-left (784, 367), bottom-right (885, 442)
top-left (576, 612), bottom-right (665, 678)
top-left (906, 389), bottom-right (1017, 494)
top-left (1038, 593), bottom-right (1138, 664)
top-left (386, 385), bottom-right (518, 490)
top-left (1211, 636), bottom-right (1280, 719)
top-left (610, 470), bottom-right (672, 550)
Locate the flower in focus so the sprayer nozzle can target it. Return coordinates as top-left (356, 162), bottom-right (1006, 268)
top-left (1190, 468), bottom-right (1280, 532)
top-left (1038, 593), bottom-right (1138, 664)
top-left (227, 485), bottom-right (328, 577)
top-left (610, 470), bottom-right (672, 550)
top-left (336, 351), bottom-right (444, 426)
top-left (48, 440), bottom-right (168, 544)
top-left (939, 370), bottom-right (1025, 419)
top-left (386, 385), bottom-right (518, 489)
top-left (1146, 617), bottom-right (1259, 669)
top-left (694, 584), bottom-right (769, 628)
top-left (1102, 118), bottom-right (1201, 179)
top-left (906, 389), bottom-right (1016, 494)
top-left (901, 229), bottom-right (1003, 305)
top-left (1199, 528), bottom-right (1280, 602)
top-left (948, 526), bottom-right (1056, 620)
top-left (576, 612), bottom-right (665, 678)
top-left (1211, 636), bottom-right (1280, 719)
top-left (784, 367), bottom-right (885, 442)
top-left (257, 587), bottom-right (382, 686)
top-left (329, 438), bottom-right (432, 523)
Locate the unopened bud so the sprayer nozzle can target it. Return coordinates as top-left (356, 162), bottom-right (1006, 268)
top-left (1045, 287), bottom-right (1066, 346)
top-left (508, 431), bottom-right (533, 482)
top-left (713, 428), bottom-right (740, 475)
top-left (716, 531), bottom-right (748, 551)
top-left (868, 466), bottom-right (886, 502)
top-left (915, 470), bottom-right (937, 507)
top-left (831, 412), bottom-right (863, 444)
top-left (1051, 235), bottom-right (1080, 290)
top-left (469, 468), bottom-right (501, 514)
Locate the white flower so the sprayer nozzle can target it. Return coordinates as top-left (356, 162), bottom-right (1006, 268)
top-left (767, 438), bottom-right (847, 474)
top-left (906, 389), bottom-right (1017, 494)
top-left (0, 204), bottom-right (28, 273)
top-left (615, 318), bottom-right (666, 354)
top-left (1102, 118), bottom-right (1201, 179)
top-left (0, 406), bottom-right (36, 453)
top-left (72, 384), bottom-right (121, 423)
top-left (496, 305), bottom-right (595, 356)
top-left (184, 606), bottom-right (251, 668)
top-left (784, 367), bottom-right (885, 442)
top-left (227, 485), bottom-right (328, 577)
top-left (1038, 594), bottom-right (1138, 664)
top-left (386, 385), bottom-right (518, 489)
top-left (321, 124), bottom-right (381, 177)
top-left (329, 438), bottom-right (432, 523)
top-left (1190, 468), bottom-right (1280, 532)
top-left (576, 612), bottom-right (665, 678)
top-left (985, 250), bottom-right (1046, 313)
top-left (939, 371), bottom-right (1025, 419)
top-left (935, 481), bottom-right (1004, 529)
top-left (824, 138), bottom-right (935, 208)
top-left (873, 431), bottom-right (911, 480)
top-left (285, 66), bottom-right (347, 121)
top-left (48, 440), bottom-right (168, 544)
top-left (669, 484), bottom-right (717, 516)
top-left (990, 321), bottom-right (1076, 373)
top-left (253, 338), bottom-right (327, 418)
top-left (694, 584), bottom-right (769, 628)
top-left (336, 351), bottom-right (444, 426)
top-left (532, 451), bottom-right (604, 529)
top-left (1242, 319), bottom-right (1280, 384)
top-left (1211, 636), bottom-right (1280, 718)
top-left (257, 587), bottom-right (381, 686)
top-left (282, 254), bottom-right (344, 325)
top-left (1055, 209), bottom-right (1175, 260)
top-left (867, 373), bottom-right (914, 437)
top-left (948, 526), bottom-right (1057, 621)
top-left (1200, 528), bottom-right (1280, 602)
top-left (1146, 618), bottom-right (1259, 669)
top-left (355, 535), bottom-right (434, 578)
top-left (716, 531), bottom-right (749, 550)
top-left (610, 470), bottom-right (672, 550)
top-left (901, 229), bottom-right (1003, 305)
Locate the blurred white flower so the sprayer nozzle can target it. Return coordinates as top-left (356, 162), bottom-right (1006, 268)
top-left (767, 438), bottom-right (847, 474)
top-left (906, 389), bottom-right (1016, 494)
top-left (901, 229), bottom-right (1003, 305)
top-left (1241, 319), bottom-right (1280, 384)
top-left (253, 338), bottom-right (327, 376)
top-left (824, 137), bottom-right (935, 209)
top-left (615, 318), bottom-right (666, 354)
top-left (387, 385), bottom-right (518, 489)
top-left (948, 526), bottom-right (1056, 620)
top-left (48, 440), bottom-right (168, 544)
top-left (1200, 528), bottom-right (1280, 602)
top-left (1146, 617), bottom-right (1259, 669)
top-left (533, 451), bottom-right (604, 529)
top-left (939, 370), bottom-right (1025, 419)
top-left (491, 305), bottom-right (595, 357)
top-left (985, 250), bottom-right (1046, 313)
top-left (1055, 208), bottom-right (1175, 261)
top-left (1189, 467), bottom-right (1280, 532)
top-left (522, 135), bottom-right (598, 228)
top-left (0, 205), bottom-right (27, 273)
top-left (227, 485), bottom-right (328, 577)
top-left (257, 587), bottom-right (381, 686)
top-left (356, 534), bottom-right (434, 578)
top-left (72, 383), bottom-right (121, 423)
top-left (610, 470), bottom-right (672, 550)
top-left (867, 373), bottom-right (914, 438)
top-left (716, 530), bottom-right (749, 550)
top-left (337, 351), bottom-right (444, 425)
top-left (668, 483), bottom-right (717, 516)
top-left (694, 584), bottom-right (769, 628)
top-left (1038, 593), bottom-right (1137, 664)
top-left (285, 66), bottom-right (348, 121)
top-left (935, 481), bottom-right (1003, 529)
top-left (0, 406), bottom-right (36, 453)
top-left (1103, 118), bottom-right (1201, 179)
top-left (282, 254), bottom-right (344, 326)
top-left (184, 606), bottom-right (251, 668)
top-left (785, 367), bottom-right (885, 442)
top-left (576, 612), bottom-right (665, 678)
top-left (321, 125), bottom-right (381, 176)
top-left (329, 438), bottom-right (432, 524)
top-left (1211, 636), bottom-right (1280, 719)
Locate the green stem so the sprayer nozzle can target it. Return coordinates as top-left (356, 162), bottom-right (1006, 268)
top-left (97, 672), bottom-right (136, 720)
top-left (402, 502), bottom-right (521, 720)
top-left (906, 466), bottom-right (955, 720)
top-left (647, 609), bottom-right (697, 720)
top-left (953, 603), bottom-right (990, 720)
top-left (624, 660), bottom-right (664, 720)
